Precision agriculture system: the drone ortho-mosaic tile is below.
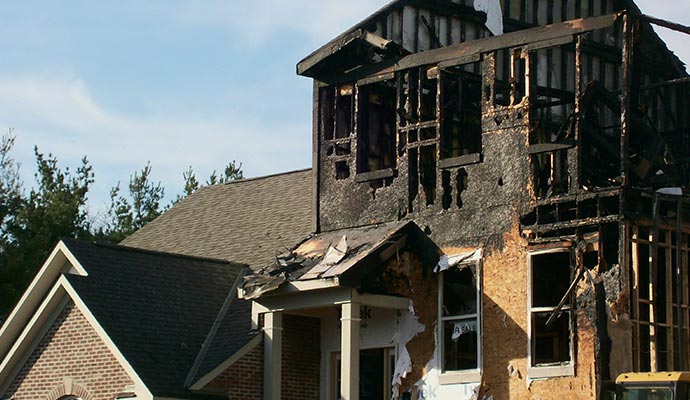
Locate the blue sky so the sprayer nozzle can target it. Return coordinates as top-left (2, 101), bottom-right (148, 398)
top-left (0, 0), bottom-right (688, 218)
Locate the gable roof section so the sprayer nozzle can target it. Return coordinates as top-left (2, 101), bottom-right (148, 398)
top-left (60, 239), bottom-right (245, 399)
top-left (0, 243), bottom-right (152, 399)
top-left (0, 240), bottom-right (87, 364)
top-left (122, 169), bottom-right (313, 270)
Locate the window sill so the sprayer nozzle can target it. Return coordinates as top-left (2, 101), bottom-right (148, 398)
top-left (438, 370), bottom-right (481, 385)
top-left (527, 364), bottom-right (574, 379)
top-left (354, 168), bottom-right (396, 183)
top-left (438, 153), bottom-right (482, 169)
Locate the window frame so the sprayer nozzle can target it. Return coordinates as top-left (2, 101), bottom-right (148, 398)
top-left (527, 248), bottom-right (575, 379)
top-left (354, 75), bottom-right (398, 181)
top-left (438, 259), bottom-right (482, 384)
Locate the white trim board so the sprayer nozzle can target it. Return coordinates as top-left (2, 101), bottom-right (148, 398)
top-left (0, 241), bottom-right (87, 361)
top-left (0, 275), bottom-right (153, 400)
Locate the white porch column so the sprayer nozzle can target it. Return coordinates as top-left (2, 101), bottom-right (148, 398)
top-left (263, 311), bottom-right (282, 400)
top-left (340, 301), bottom-right (360, 400)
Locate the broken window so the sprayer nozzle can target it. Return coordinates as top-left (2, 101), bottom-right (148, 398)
top-left (493, 48), bottom-right (526, 107)
top-left (528, 41), bottom-right (577, 198)
top-left (399, 66), bottom-right (440, 210)
top-left (357, 80), bottom-right (397, 174)
top-left (336, 84), bottom-right (355, 139)
top-left (320, 84), bottom-right (355, 180)
top-left (440, 62), bottom-right (482, 160)
top-left (440, 263), bottom-right (481, 375)
top-left (528, 250), bottom-right (574, 377)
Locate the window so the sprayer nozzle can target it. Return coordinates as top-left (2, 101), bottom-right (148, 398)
top-left (320, 84), bottom-right (355, 180)
top-left (528, 249), bottom-right (575, 378)
top-left (356, 80), bottom-right (397, 174)
top-left (439, 262), bottom-right (481, 383)
top-left (440, 63), bottom-right (482, 160)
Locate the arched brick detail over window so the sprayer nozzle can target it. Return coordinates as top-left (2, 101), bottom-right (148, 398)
top-left (44, 379), bottom-right (93, 400)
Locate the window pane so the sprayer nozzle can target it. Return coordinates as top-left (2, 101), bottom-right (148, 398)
top-left (443, 319), bottom-right (478, 371)
top-left (532, 251), bottom-right (571, 307)
top-left (533, 312), bottom-right (571, 365)
top-left (443, 267), bottom-right (477, 316)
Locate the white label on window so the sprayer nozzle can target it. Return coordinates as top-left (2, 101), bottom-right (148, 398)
top-left (451, 320), bottom-right (477, 341)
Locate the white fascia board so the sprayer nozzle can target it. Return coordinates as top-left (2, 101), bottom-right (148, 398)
top-left (0, 281), bottom-right (68, 395)
top-left (189, 334), bottom-right (262, 391)
top-left (0, 240), bottom-right (87, 360)
top-left (60, 277), bottom-right (153, 400)
top-left (0, 276), bottom-right (153, 400)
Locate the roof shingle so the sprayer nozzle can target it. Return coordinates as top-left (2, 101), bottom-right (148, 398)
top-left (62, 239), bottom-right (246, 399)
top-left (121, 169), bottom-right (313, 270)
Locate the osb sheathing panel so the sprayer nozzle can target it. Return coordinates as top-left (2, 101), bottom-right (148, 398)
top-left (479, 224), bottom-right (598, 400)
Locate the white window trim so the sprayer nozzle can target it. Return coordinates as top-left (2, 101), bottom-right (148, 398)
top-left (527, 248), bottom-right (575, 379)
top-left (438, 259), bottom-right (482, 384)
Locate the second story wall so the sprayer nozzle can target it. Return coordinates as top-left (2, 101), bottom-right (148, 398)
top-left (308, 2), bottom-right (690, 249)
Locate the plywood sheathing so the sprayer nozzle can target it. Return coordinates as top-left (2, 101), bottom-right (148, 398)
top-left (480, 222), bottom-right (599, 400)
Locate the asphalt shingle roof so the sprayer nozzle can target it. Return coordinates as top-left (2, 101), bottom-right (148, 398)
top-left (121, 169), bottom-right (313, 270)
top-left (62, 239), bottom-right (246, 399)
top-left (189, 288), bottom-right (255, 385)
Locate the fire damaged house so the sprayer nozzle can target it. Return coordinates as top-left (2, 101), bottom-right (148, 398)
top-left (1, 1), bottom-right (690, 400)
top-left (240, 0), bottom-right (690, 399)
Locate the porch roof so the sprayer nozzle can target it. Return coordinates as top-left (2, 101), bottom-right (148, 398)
top-left (241, 220), bottom-right (441, 299)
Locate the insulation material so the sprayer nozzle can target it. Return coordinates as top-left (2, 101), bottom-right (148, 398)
top-left (474, 0), bottom-right (504, 36)
top-left (391, 307), bottom-right (425, 398)
top-left (434, 248), bottom-right (483, 273)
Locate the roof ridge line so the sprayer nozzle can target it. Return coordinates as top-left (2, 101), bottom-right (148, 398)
top-left (63, 238), bottom-right (247, 267)
top-left (207, 167), bottom-right (312, 188)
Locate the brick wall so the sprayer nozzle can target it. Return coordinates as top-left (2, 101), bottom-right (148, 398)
top-left (282, 314), bottom-right (320, 400)
top-left (206, 339), bottom-right (263, 400)
top-left (203, 313), bottom-right (321, 400)
top-left (3, 300), bottom-right (134, 400)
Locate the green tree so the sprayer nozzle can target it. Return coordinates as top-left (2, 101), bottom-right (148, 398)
top-left (0, 133), bottom-right (22, 245)
top-left (97, 162), bottom-right (165, 243)
top-left (0, 144), bottom-right (94, 316)
top-left (206, 160), bottom-right (243, 186)
top-left (0, 132), bottom-right (245, 319)
top-left (172, 161), bottom-right (243, 204)
top-left (0, 133), bottom-right (24, 315)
